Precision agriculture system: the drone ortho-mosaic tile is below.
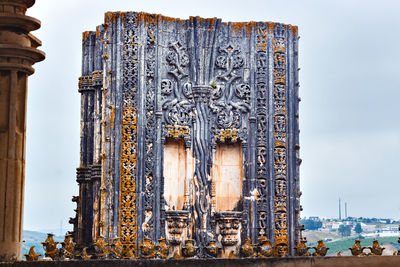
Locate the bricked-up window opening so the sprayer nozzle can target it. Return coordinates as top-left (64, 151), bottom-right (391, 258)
top-left (163, 138), bottom-right (186, 210)
top-left (213, 142), bottom-right (243, 212)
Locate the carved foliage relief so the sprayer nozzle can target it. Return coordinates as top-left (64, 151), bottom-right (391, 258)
top-left (211, 44), bottom-right (250, 145)
top-left (162, 41), bottom-right (193, 146)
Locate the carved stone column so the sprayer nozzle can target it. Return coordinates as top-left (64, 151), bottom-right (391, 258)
top-left (0, 0), bottom-right (44, 261)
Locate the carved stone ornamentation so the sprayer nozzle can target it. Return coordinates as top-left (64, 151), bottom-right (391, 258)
top-left (369, 239), bottom-right (385, 256)
top-left (295, 238), bottom-right (310, 256)
top-left (257, 236), bottom-right (273, 258)
top-left (210, 44), bottom-right (250, 130)
top-left (94, 236), bottom-right (109, 259)
top-left (143, 12), bottom-right (157, 240)
top-left (110, 238), bottom-right (124, 259)
top-left (349, 240), bottom-right (365, 256)
top-left (313, 240), bottom-right (329, 256)
top-left (215, 212), bottom-right (242, 257)
top-left (119, 11), bottom-right (139, 253)
top-left (41, 233), bottom-right (59, 260)
top-left (205, 240), bottom-right (220, 258)
top-left (165, 211), bottom-right (189, 245)
top-left (139, 237), bottom-right (156, 259)
top-left (272, 23), bottom-right (289, 256)
top-left (24, 246), bottom-right (41, 261)
top-left (182, 239), bottom-right (198, 258)
top-left (75, 12), bottom-right (300, 258)
top-left (162, 42), bottom-right (194, 128)
top-left (215, 212), bottom-right (242, 246)
top-left (60, 234), bottom-right (76, 260)
top-left (156, 238), bottom-right (171, 259)
top-left (241, 238), bottom-right (256, 258)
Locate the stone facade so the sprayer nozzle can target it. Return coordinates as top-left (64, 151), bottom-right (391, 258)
top-left (73, 12), bottom-right (301, 257)
top-left (0, 0), bottom-right (45, 261)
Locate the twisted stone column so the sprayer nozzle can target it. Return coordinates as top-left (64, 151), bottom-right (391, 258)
top-left (0, 0), bottom-right (44, 261)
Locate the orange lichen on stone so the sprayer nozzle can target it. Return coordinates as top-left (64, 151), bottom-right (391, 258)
top-left (189, 16), bottom-right (217, 28)
top-left (105, 11), bottom-right (118, 25)
top-left (231, 21), bottom-right (258, 36)
top-left (284, 24), bottom-right (299, 37)
top-left (291, 25), bottom-right (298, 37)
top-left (82, 31), bottom-right (90, 42)
top-left (268, 22), bottom-right (276, 34)
top-left (244, 21), bottom-right (257, 36)
top-left (137, 12), bottom-right (160, 26)
top-left (231, 22), bottom-right (244, 33)
top-left (96, 26), bottom-right (101, 37)
top-left (110, 105), bottom-right (115, 130)
top-left (120, 12), bottom-right (125, 26)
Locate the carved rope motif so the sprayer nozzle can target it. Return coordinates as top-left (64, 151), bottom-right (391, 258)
top-left (272, 24), bottom-right (288, 257)
top-left (119, 12), bottom-right (138, 253)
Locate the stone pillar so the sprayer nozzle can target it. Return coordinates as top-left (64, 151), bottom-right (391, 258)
top-left (0, 0), bottom-right (45, 261)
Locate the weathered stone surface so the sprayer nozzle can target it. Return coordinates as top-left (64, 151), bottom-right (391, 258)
top-left (75, 11), bottom-right (301, 257)
top-left (213, 143), bottom-right (243, 212)
top-left (0, 0), bottom-right (44, 261)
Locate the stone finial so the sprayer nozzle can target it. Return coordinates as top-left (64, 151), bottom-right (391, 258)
top-left (41, 233), bottom-right (59, 260)
top-left (312, 240), bottom-right (329, 256)
top-left (156, 238), bottom-right (170, 259)
top-left (110, 237), bottom-right (123, 259)
top-left (94, 236), bottom-right (109, 259)
top-left (24, 246), bottom-right (40, 261)
top-left (139, 237), bottom-right (156, 259)
top-left (205, 240), bottom-right (220, 258)
top-left (182, 239), bottom-right (198, 258)
top-left (60, 233), bottom-right (76, 259)
top-left (257, 236), bottom-right (273, 258)
top-left (368, 239), bottom-right (385, 256)
top-left (295, 237), bottom-right (310, 256)
top-left (82, 247), bottom-right (91, 260)
top-left (349, 239), bottom-right (366, 256)
top-left (241, 238), bottom-right (256, 258)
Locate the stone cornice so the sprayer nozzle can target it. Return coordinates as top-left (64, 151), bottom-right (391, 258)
top-left (0, 44), bottom-right (45, 74)
top-left (0, 12), bottom-right (40, 32)
top-left (0, 0), bottom-right (35, 10)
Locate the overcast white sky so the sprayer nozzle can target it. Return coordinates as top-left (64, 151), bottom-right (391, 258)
top-left (24, 0), bottom-right (400, 232)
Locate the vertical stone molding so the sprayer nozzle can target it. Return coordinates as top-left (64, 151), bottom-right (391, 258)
top-left (0, 0), bottom-right (45, 261)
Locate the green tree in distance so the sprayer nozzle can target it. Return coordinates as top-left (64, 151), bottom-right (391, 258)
top-left (300, 218), bottom-right (322, 230)
top-left (355, 223), bottom-right (363, 234)
top-left (338, 224), bottom-right (351, 237)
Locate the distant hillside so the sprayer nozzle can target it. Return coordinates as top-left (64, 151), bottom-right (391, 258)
top-left (22, 230), bottom-right (63, 259)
